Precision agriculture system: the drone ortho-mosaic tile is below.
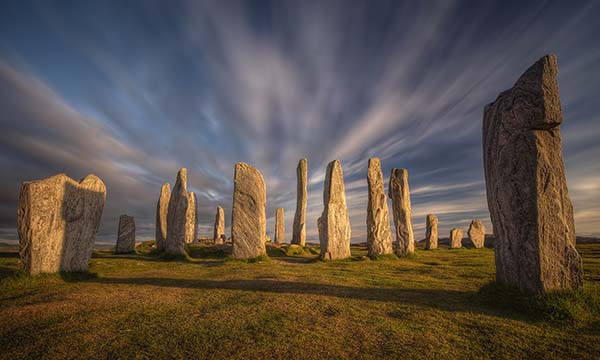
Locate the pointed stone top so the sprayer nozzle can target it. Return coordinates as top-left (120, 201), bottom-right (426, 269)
top-left (161, 182), bottom-right (170, 189)
top-left (175, 168), bottom-right (187, 191)
top-left (217, 205), bottom-right (223, 211)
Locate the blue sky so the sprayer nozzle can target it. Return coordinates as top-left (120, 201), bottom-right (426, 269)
top-left (0, 0), bottom-right (599, 243)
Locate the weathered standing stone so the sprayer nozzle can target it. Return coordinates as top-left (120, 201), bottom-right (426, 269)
top-left (116, 215), bottom-right (135, 254)
top-left (213, 206), bottom-right (225, 244)
top-left (232, 163), bottom-right (267, 259)
top-left (388, 168), bottom-right (414, 256)
top-left (467, 220), bottom-right (485, 249)
top-left (292, 158), bottom-right (307, 246)
top-left (17, 173), bottom-right (106, 274)
top-left (318, 160), bottom-right (351, 260)
top-left (483, 54), bottom-right (583, 294)
top-left (425, 214), bottom-right (438, 250)
top-left (366, 158), bottom-right (393, 257)
top-left (450, 228), bottom-right (463, 249)
top-left (185, 192), bottom-right (198, 244)
top-left (165, 168), bottom-right (192, 256)
top-left (275, 208), bottom-right (285, 244)
top-left (155, 183), bottom-right (170, 251)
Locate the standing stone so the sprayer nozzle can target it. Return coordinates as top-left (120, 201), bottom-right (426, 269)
top-left (366, 158), bottom-right (393, 257)
top-left (185, 192), bottom-right (198, 244)
top-left (17, 173), bottom-right (106, 274)
top-left (292, 158), bottom-right (307, 246)
top-left (155, 183), bottom-right (170, 251)
top-left (116, 215), bottom-right (135, 254)
top-left (483, 54), bottom-right (583, 294)
top-left (318, 160), bottom-right (351, 260)
top-left (425, 214), bottom-right (438, 250)
top-left (450, 228), bottom-right (463, 249)
top-left (275, 208), bottom-right (285, 244)
top-left (388, 168), bottom-right (415, 256)
top-left (232, 163), bottom-right (267, 259)
top-left (467, 220), bottom-right (485, 249)
top-left (165, 168), bottom-right (192, 256)
top-left (213, 206), bottom-right (225, 244)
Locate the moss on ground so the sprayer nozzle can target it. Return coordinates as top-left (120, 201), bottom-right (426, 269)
top-left (0, 242), bottom-right (598, 359)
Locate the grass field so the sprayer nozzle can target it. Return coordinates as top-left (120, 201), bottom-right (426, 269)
top-left (0, 242), bottom-right (599, 359)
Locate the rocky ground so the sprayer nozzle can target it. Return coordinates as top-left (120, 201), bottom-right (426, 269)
top-left (0, 242), bottom-right (598, 359)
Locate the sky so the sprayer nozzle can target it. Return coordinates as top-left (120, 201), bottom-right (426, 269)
top-left (0, 0), bottom-right (599, 244)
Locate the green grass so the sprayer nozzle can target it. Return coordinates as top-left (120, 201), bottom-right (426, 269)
top-left (0, 242), bottom-right (598, 359)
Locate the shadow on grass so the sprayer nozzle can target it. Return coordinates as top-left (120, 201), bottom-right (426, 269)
top-left (61, 275), bottom-right (581, 323)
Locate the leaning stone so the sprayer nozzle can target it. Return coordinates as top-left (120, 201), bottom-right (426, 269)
top-left (165, 168), bottom-right (191, 256)
top-left (275, 208), bottom-right (285, 244)
top-left (155, 183), bottom-right (170, 251)
top-left (467, 220), bottom-right (485, 249)
top-left (116, 215), bottom-right (135, 254)
top-left (318, 160), bottom-right (351, 260)
top-left (450, 228), bottom-right (463, 249)
top-left (483, 54), bottom-right (583, 294)
top-left (388, 168), bottom-right (415, 256)
top-left (366, 158), bottom-right (393, 256)
top-left (232, 163), bottom-right (267, 259)
top-left (425, 214), bottom-right (438, 250)
top-left (17, 173), bottom-right (106, 274)
top-left (213, 206), bottom-right (225, 244)
top-left (292, 158), bottom-right (307, 246)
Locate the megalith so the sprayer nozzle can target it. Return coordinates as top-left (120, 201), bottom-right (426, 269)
top-left (292, 158), bottom-right (307, 246)
top-left (155, 182), bottom-right (170, 251)
top-left (213, 206), bottom-right (225, 244)
top-left (275, 208), bottom-right (285, 244)
top-left (450, 228), bottom-right (463, 249)
top-left (165, 168), bottom-right (192, 256)
top-left (318, 160), bottom-right (351, 260)
top-left (425, 214), bottom-right (438, 250)
top-left (231, 162), bottom-right (267, 259)
top-left (366, 158), bottom-right (393, 257)
top-left (388, 168), bottom-right (414, 256)
top-left (483, 54), bottom-right (582, 293)
top-left (467, 220), bottom-right (485, 249)
top-left (116, 214), bottom-right (135, 254)
top-left (185, 192), bottom-right (198, 244)
top-left (17, 173), bottom-right (106, 274)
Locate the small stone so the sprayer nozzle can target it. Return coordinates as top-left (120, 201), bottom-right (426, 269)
top-left (275, 208), bottom-right (285, 244)
top-left (483, 54), bottom-right (583, 293)
top-left (467, 220), bottom-right (485, 248)
top-left (116, 215), bottom-right (135, 254)
top-left (450, 228), bottom-right (463, 249)
top-left (366, 158), bottom-right (393, 256)
top-left (155, 183), bottom-right (170, 251)
top-left (318, 160), bottom-right (351, 260)
top-left (388, 168), bottom-right (415, 256)
top-left (232, 163), bottom-right (267, 259)
top-left (425, 214), bottom-right (438, 250)
top-left (292, 158), bottom-right (307, 246)
top-left (213, 206), bottom-right (225, 244)
top-left (17, 173), bottom-right (106, 274)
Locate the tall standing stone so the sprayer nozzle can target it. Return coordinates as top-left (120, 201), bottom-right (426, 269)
top-left (467, 220), bottom-right (485, 249)
top-left (450, 228), bottom-right (463, 249)
top-left (155, 183), bottom-right (170, 251)
top-left (165, 168), bottom-right (191, 256)
top-left (275, 208), bottom-right (285, 244)
top-left (483, 54), bottom-right (582, 293)
top-left (185, 192), bottom-right (198, 244)
top-left (318, 160), bottom-right (351, 260)
top-left (425, 214), bottom-right (438, 250)
top-left (116, 215), bottom-right (135, 254)
top-left (388, 168), bottom-right (414, 256)
top-left (292, 158), bottom-right (307, 246)
top-left (366, 158), bottom-right (393, 257)
top-left (232, 162), bottom-right (267, 259)
top-left (17, 173), bottom-right (106, 274)
top-left (213, 206), bottom-right (225, 244)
